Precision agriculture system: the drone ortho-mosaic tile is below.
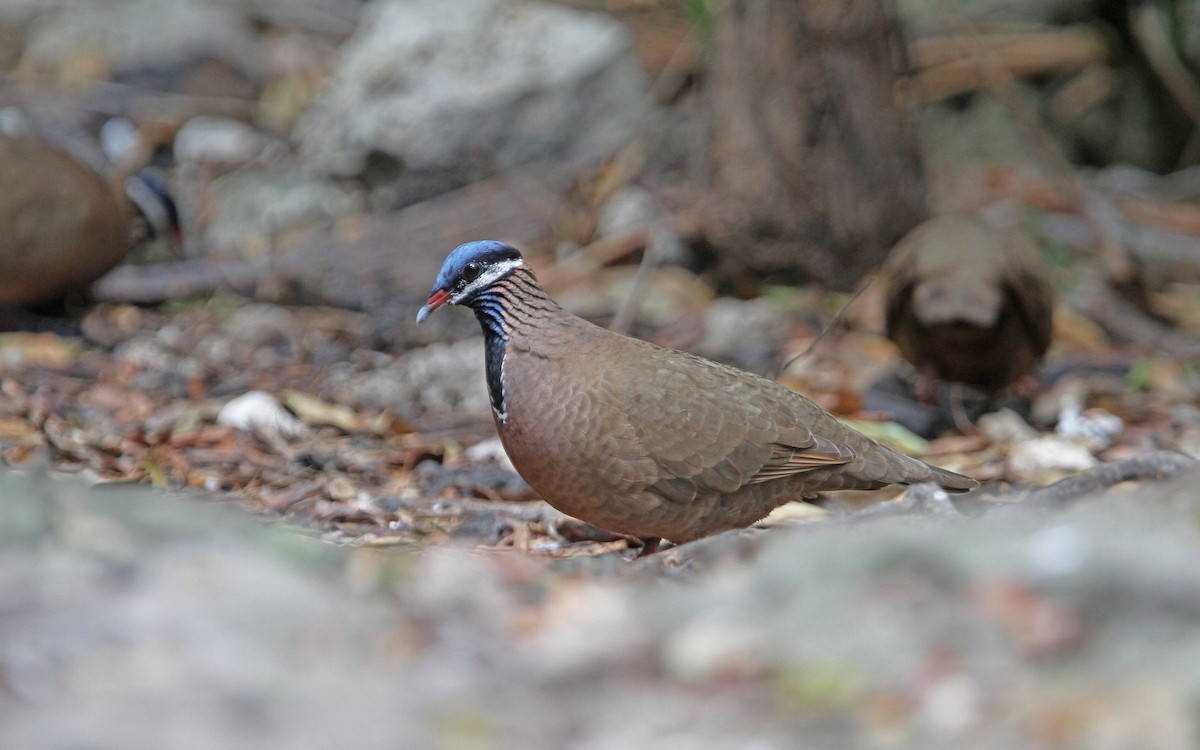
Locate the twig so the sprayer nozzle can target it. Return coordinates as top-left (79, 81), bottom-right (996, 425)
top-left (907, 26), bottom-right (1108, 103)
top-left (609, 223), bottom-right (677, 335)
top-left (91, 259), bottom-right (262, 303)
top-left (1024, 451), bottom-right (1199, 509)
top-left (565, 12), bottom-right (703, 334)
top-left (0, 71), bottom-right (257, 120)
top-left (948, 383), bottom-right (981, 436)
top-left (770, 274), bottom-right (874, 380)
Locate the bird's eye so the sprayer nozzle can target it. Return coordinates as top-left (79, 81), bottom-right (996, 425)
top-left (461, 261), bottom-right (482, 282)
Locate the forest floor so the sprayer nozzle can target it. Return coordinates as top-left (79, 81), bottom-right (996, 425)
top-left (1, 274), bottom-right (1198, 748)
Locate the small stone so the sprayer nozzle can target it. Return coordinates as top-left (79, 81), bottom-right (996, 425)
top-left (295, 0), bottom-right (646, 204)
top-left (463, 436), bottom-right (516, 473)
top-left (1056, 400), bottom-right (1124, 451)
top-left (220, 304), bottom-right (303, 348)
top-left (327, 476), bottom-right (357, 502)
top-left (347, 339), bottom-right (488, 418)
top-left (175, 117), bottom-right (287, 164)
top-left (977, 408), bottom-right (1037, 444)
top-left (217, 390), bottom-right (306, 439)
top-left (597, 185), bottom-right (662, 237)
top-left (201, 163), bottom-right (361, 255)
top-left (20, 0), bottom-right (260, 80)
top-left (698, 297), bottom-right (790, 373)
top-left (1007, 435), bottom-right (1098, 483)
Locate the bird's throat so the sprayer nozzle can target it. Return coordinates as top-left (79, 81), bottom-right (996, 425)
top-left (474, 302), bottom-right (509, 421)
top-left (470, 269), bottom-right (557, 423)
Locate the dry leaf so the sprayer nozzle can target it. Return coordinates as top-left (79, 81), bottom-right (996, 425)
top-left (283, 390), bottom-right (408, 435)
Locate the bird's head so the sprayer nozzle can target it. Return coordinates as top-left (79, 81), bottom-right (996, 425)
top-left (416, 240), bottom-right (524, 323)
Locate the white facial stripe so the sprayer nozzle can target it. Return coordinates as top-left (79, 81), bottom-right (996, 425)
top-left (450, 258), bottom-right (523, 303)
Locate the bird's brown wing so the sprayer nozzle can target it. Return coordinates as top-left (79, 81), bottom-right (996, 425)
top-left (600, 341), bottom-right (854, 504)
top-left (747, 438), bottom-right (856, 484)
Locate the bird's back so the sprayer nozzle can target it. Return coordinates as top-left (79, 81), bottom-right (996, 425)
top-left (885, 214), bottom-right (1054, 390)
top-left (0, 135), bottom-right (130, 305)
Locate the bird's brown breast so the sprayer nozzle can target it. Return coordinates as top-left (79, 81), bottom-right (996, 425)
top-left (0, 135), bottom-right (133, 306)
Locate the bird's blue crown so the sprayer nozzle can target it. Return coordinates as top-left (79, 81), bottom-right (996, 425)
top-left (430, 240), bottom-right (522, 295)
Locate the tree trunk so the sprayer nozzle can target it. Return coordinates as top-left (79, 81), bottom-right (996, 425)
top-left (708, 0), bottom-right (925, 291)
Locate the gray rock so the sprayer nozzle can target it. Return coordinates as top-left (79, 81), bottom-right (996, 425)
top-left (977, 408), bottom-right (1038, 444)
top-left (294, 0), bottom-right (647, 206)
top-left (219, 303), bottom-right (305, 349)
top-left (697, 297), bottom-right (791, 374)
top-left (919, 89), bottom-right (1038, 175)
top-left (341, 338), bottom-right (488, 418)
top-left (1008, 434), bottom-right (1099, 483)
top-left (201, 162), bottom-right (361, 256)
top-left (597, 185), bottom-right (663, 238)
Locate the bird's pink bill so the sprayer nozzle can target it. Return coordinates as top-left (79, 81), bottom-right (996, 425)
top-left (416, 289), bottom-right (452, 323)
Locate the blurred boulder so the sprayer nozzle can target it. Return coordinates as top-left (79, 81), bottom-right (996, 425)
top-left (294, 0), bottom-right (648, 207)
top-left (199, 162), bottom-right (361, 258)
top-left (696, 297), bottom-right (791, 375)
top-left (339, 338), bottom-right (489, 419)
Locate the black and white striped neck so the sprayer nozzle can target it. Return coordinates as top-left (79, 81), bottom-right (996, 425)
top-left (467, 267), bottom-right (558, 422)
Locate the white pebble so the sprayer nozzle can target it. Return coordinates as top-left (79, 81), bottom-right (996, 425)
top-left (217, 391), bottom-right (306, 439)
top-left (1008, 436), bottom-right (1098, 482)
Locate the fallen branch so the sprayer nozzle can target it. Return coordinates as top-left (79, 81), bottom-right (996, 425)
top-left (1024, 451), bottom-right (1199, 509)
top-left (92, 259), bottom-right (261, 303)
top-left (905, 26), bottom-right (1109, 104)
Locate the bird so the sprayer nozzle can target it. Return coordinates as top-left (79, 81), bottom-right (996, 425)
top-left (417, 240), bottom-right (977, 545)
top-left (883, 214), bottom-right (1055, 394)
top-left (0, 128), bottom-right (179, 308)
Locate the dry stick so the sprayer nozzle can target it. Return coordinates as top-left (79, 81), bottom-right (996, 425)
top-left (537, 229), bottom-right (648, 295)
top-left (587, 16), bottom-right (700, 333)
top-left (769, 275), bottom-right (875, 381)
top-left (908, 26), bottom-right (1109, 103)
top-left (92, 258), bottom-right (261, 302)
top-left (929, 0), bottom-right (1134, 284)
top-left (1023, 451), bottom-right (1199, 508)
top-left (0, 70), bottom-right (258, 120)
top-left (610, 224), bottom-right (676, 335)
top-left (1128, 0), bottom-right (1200, 166)
top-left (947, 383), bottom-right (981, 436)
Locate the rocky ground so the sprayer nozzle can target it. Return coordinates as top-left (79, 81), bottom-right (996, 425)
top-left (5, 461), bottom-right (1200, 749)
